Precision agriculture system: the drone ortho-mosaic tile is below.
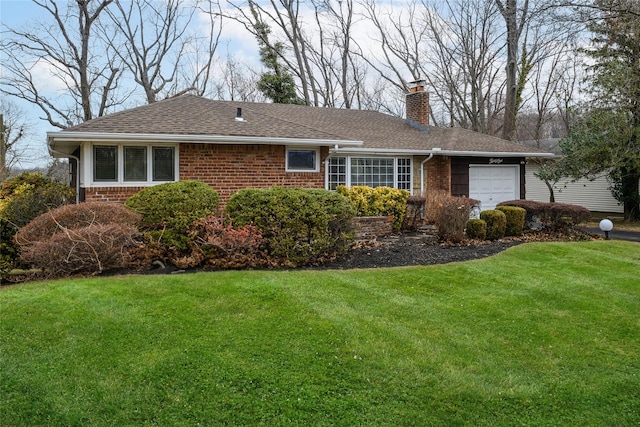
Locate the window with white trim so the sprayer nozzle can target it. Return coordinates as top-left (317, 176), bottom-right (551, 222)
top-left (327, 156), bottom-right (412, 191)
top-left (92, 144), bottom-right (177, 184)
top-left (286, 148), bottom-right (319, 172)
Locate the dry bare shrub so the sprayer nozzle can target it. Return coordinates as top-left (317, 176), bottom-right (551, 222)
top-left (20, 223), bottom-right (140, 278)
top-left (435, 196), bottom-right (478, 243)
top-left (424, 190), bottom-right (450, 223)
top-left (15, 202), bottom-right (141, 245)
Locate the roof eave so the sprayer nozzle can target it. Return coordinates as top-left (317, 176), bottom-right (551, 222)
top-left (334, 147), bottom-right (554, 157)
top-left (47, 131), bottom-right (364, 148)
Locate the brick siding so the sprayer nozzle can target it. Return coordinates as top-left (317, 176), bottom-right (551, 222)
top-left (427, 156), bottom-right (451, 193)
top-left (179, 144), bottom-right (328, 206)
top-left (84, 186), bottom-right (144, 203)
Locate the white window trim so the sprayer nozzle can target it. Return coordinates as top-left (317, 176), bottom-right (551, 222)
top-left (285, 147), bottom-right (320, 172)
top-left (325, 155), bottom-right (413, 193)
top-left (85, 142), bottom-right (179, 187)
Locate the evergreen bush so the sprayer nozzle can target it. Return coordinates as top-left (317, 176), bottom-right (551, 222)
top-left (466, 219), bottom-right (487, 240)
top-left (480, 210), bottom-right (507, 240)
top-left (125, 181), bottom-right (219, 250)
top-left (336, 185), bottom-right (410, 231)
top-left (496, 206), bottom-right (526, 236)
top-left (226, 188), bottom-right (355, 265)
top-left (0, 173), bottom-right (74, 273)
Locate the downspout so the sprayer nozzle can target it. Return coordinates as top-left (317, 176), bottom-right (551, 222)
top-left (420, 153), bottom-right (434, 196)
top-left (48, 146), bottom-right (80, 204)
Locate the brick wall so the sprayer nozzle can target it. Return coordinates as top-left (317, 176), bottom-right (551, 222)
top-left (351, 216), bottom-right (394, 240)
top-left (427, 156), bottom-right (451, 193)
top-left (81, 144), bottom-right (328, 206)
top-left (84, 186), bottom-right (144, 203)
top-left (179, 143), bottom-right (328, 206)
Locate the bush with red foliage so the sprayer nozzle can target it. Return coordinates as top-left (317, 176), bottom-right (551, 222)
top-left (19, 223), bottom-right (139, 278)
top-left (169, 216), bottom-right (266, 270)
top-left (15, 202), bottom-right (141, 278)
top-left (497, 200), bottom-right (591, 230)
top-left (15, 202), bottom-right (141, 245)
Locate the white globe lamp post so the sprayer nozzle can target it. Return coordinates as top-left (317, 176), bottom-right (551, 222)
top-left (599, 218), bottom-right (614, 240)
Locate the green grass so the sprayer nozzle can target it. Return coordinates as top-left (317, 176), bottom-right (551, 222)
top-left (1, 241), bottom-right (639, 426)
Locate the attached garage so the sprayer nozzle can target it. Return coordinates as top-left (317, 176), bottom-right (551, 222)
top-left (451, 157), bottom-right (525, 211)
top-left (469, 165), bottom-right (519, 210)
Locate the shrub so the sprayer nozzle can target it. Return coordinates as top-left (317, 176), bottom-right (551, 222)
top-left (15, 202), bottom-right (140, 245)
top-left (480, 210), bottom-right (507, 240)
top-left (424, 189), bottom-right (450, 224)
top-left (19, 223), bottom-right (139, 278)
top-left (226, 188), bottom-right (355, 265)
top-left (336, 185), bottom-right (410, 231)
top-left (496, 206), bottom-right (526, 236)
top-left (125, 181), bottom-right (219, 250)
top-left (0, 173), bottom-right (74, 273)
top-left (497, 200), bottom-right (591, 230)
top-left (435, 196), bottom-right (478, 243)
top-left (13, 202), bottom-right (142, 278)
top-left (466, 219), bottom-right (487, 240)
top-left (403, 196), bottom-right (426, 231)
top-left (177, 215), bottom-right (266, 270)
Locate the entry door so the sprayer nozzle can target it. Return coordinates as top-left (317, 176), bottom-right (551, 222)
top-left (469, 165), bottom-right (518, 210)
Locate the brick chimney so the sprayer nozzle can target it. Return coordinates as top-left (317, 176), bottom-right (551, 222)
top-left (406, 79), bottom-right (430, 127)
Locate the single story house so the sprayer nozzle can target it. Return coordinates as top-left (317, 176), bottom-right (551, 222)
top-left (523, 139), bottom-right (625, 214)
top-left (48, 81), bottom-right (552, 210)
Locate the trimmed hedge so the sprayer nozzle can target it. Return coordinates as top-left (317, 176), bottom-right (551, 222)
top-left (466, 219), bottom-right (487, 240)
top-left (497, 200), bottom-right (591, 229)
top-left (125, 181), bottom-right (219, 250)
top-left (496, 206), bottom-right (526, 236)
top-left (480, 210), bottom-right (507, 240)
top-left (226, 187), bottom-right (355, 265)
top-left (336, 185), bottom-right (410, 231)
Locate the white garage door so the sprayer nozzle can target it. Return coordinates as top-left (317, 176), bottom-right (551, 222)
top-left (469, 165), bottom-right (518, 210)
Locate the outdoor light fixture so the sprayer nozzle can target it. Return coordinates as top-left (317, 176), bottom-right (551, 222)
top-left (599, 218), bottom-right (614, 240)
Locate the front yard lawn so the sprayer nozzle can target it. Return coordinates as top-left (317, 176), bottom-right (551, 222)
top-left (1, 241), bottom-right (639, 426)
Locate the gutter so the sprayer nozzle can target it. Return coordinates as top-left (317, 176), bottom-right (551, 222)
top-left (336, 147), bottom-right (554, 158)
top-left (47, 131), bottom-right (364, 148)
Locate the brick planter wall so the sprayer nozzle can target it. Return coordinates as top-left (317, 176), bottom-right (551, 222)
top-left (351, 216), bottom-right (394, 240)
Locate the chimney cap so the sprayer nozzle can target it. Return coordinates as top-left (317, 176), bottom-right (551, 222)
top-left (408, 79), bottom-right (427, 93)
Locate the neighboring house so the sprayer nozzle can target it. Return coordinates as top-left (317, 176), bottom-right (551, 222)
top-left (48, 81), bottom-right (552, 210)
top-left (523, 139), bottom-right (624, 214)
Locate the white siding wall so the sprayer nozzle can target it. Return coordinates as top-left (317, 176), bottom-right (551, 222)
top-left (526, 163), bottom-right (624, 213)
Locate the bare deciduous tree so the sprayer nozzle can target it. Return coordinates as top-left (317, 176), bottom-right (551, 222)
top-left (0, 99), bottom-right (32, 181)
top-left (104, 0), bottom-right (223, 103)
top-left (0, 0), bottom-right (123, 127)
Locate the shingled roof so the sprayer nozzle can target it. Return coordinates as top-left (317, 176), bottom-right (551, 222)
top-left (49, 94), bottom-right (551, 157)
